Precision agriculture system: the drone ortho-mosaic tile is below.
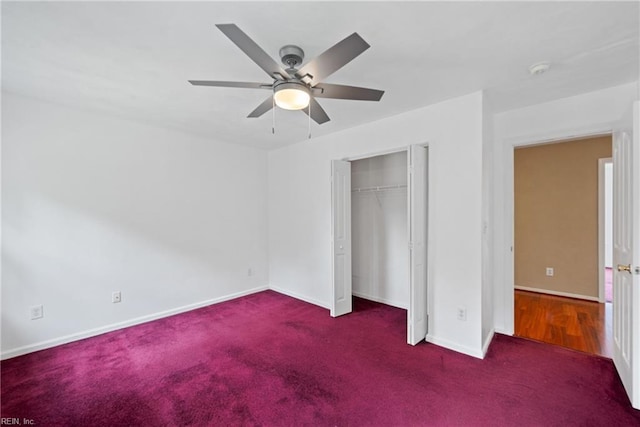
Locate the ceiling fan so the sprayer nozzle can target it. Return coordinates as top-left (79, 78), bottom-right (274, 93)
top-left (189, 24), bottom-right (384, 125)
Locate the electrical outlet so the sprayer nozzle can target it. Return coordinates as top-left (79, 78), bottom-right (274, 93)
top-left (546, 267), bottom-right (554, 277)
top-left (247, 268), bottom-right (253, 277)
top-left (30, 305), bottom-right (44, 320)
top-left (112, 291), bottom-right (122, 303)
top-left (456, 307), bottom-right (467, 321)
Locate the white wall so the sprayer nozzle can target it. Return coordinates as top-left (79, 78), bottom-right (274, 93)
top-left (269, 91), bottom-right (488, 357)
top-left (492, 81), bottom-right (639, 334)
top-left (351, 152), bottom-right (408, 308)
top-left (495, 83), bottom-right (639, 145)
top-left (1, 92), bottom-right (269, 358)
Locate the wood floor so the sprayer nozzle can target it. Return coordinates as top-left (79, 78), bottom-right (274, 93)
top-left (514, 290), bottom-right (612, 358)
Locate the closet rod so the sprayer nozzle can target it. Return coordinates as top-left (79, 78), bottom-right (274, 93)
top-left (351, 184), bottom-right (408, 193)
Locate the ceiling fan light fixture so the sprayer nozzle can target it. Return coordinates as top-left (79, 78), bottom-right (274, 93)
top-left (274, 82), bottom-right (310, 110)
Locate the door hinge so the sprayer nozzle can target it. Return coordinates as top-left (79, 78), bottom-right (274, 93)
top-left (409, 241), bottom-right (414, 250)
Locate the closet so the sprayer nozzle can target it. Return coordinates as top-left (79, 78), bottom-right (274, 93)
top-left (351, 151), bottom-right (408, 309)
top-left (331, 145), bottom-right (428, 345)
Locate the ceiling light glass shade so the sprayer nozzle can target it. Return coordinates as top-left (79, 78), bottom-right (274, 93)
top-left (273, 82), bottom-right (310, 110)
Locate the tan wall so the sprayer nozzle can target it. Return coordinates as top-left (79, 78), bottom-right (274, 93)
top-left (514, 135), bottom-right (612, 298)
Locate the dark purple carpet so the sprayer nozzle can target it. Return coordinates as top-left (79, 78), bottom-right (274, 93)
top-left (2, 290), bottom-right (639, 426)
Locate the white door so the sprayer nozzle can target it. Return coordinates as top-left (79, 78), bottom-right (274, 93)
top-left (408, 145), bottom-right (428, 345)
top-left (612, 101), bottom-right (640, 408)
top-left (331, 160), bottom-right (352, 317)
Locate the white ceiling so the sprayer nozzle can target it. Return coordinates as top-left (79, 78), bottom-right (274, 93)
top-left (2, 1), bottom-right (638, 150)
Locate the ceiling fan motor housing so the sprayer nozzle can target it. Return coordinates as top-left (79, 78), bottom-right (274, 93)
top-left (279, 45), bottom-right (304, 69)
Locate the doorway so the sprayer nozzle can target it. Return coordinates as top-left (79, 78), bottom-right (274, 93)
top-left (513, 135), bottom-right (612, 357)
top-left (331, 145), bottom-right (429, 345)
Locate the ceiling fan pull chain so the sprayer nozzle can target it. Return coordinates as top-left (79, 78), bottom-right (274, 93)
top-left (272, 95), bottom-right (276, 134)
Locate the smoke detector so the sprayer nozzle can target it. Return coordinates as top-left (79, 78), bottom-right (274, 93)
top-left (529, 61), bottom-right (551, 76)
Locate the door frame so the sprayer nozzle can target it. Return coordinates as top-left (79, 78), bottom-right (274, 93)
top-left (331, 144), bottom-right (431, 344)
top-left (511, 134), bottom-right (611, 300)
top-left (598, 157), bottom-right (613, 303)
top-left (499, 125), bottom-right (613, 336)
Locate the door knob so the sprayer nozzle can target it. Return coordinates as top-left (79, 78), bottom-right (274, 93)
top-left (617, 264), bottom-right (632, 273)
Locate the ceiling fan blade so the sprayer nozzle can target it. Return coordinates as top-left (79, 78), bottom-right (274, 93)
top-left (313, 83), bottom-right (384, 101)
top-left (216, 24), bottom-right (291, 80)
top-left (295, 33), bottom-right (370, 86)
top-left (188, 80), bottom-right (272, 89)
top-left (247, 96), bottom-right (274, 118)
top-left (302, 97), bottom-right (330, 125)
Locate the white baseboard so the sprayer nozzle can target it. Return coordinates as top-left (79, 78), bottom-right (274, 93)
top-left (351, 291), bottom-right (407, 310)
top-left (425, 334), bottom-right (484, 359)
top-left (1, 286), bottom-right (268, 360)
top-left (269, 285), bottom-right (329, 309)
top-left (514, 285), bottom-right (600, 302)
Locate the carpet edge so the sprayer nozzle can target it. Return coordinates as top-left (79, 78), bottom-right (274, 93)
top-left (0, 285), bottom-right (269, 360)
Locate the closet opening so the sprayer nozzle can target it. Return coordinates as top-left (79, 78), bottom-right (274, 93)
top-left (351, 151), bottom-right (409, 311)
top-left (331, 145), bottom-right (429, 345)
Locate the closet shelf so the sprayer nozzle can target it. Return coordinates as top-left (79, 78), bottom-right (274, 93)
top-left (351, 184), bottom-right (408, 193)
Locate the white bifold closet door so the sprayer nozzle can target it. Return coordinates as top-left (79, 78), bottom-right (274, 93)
top-left (408, 145), bottom-right (428, 345)
top-left (331, 160), bottom-right (352, 317)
